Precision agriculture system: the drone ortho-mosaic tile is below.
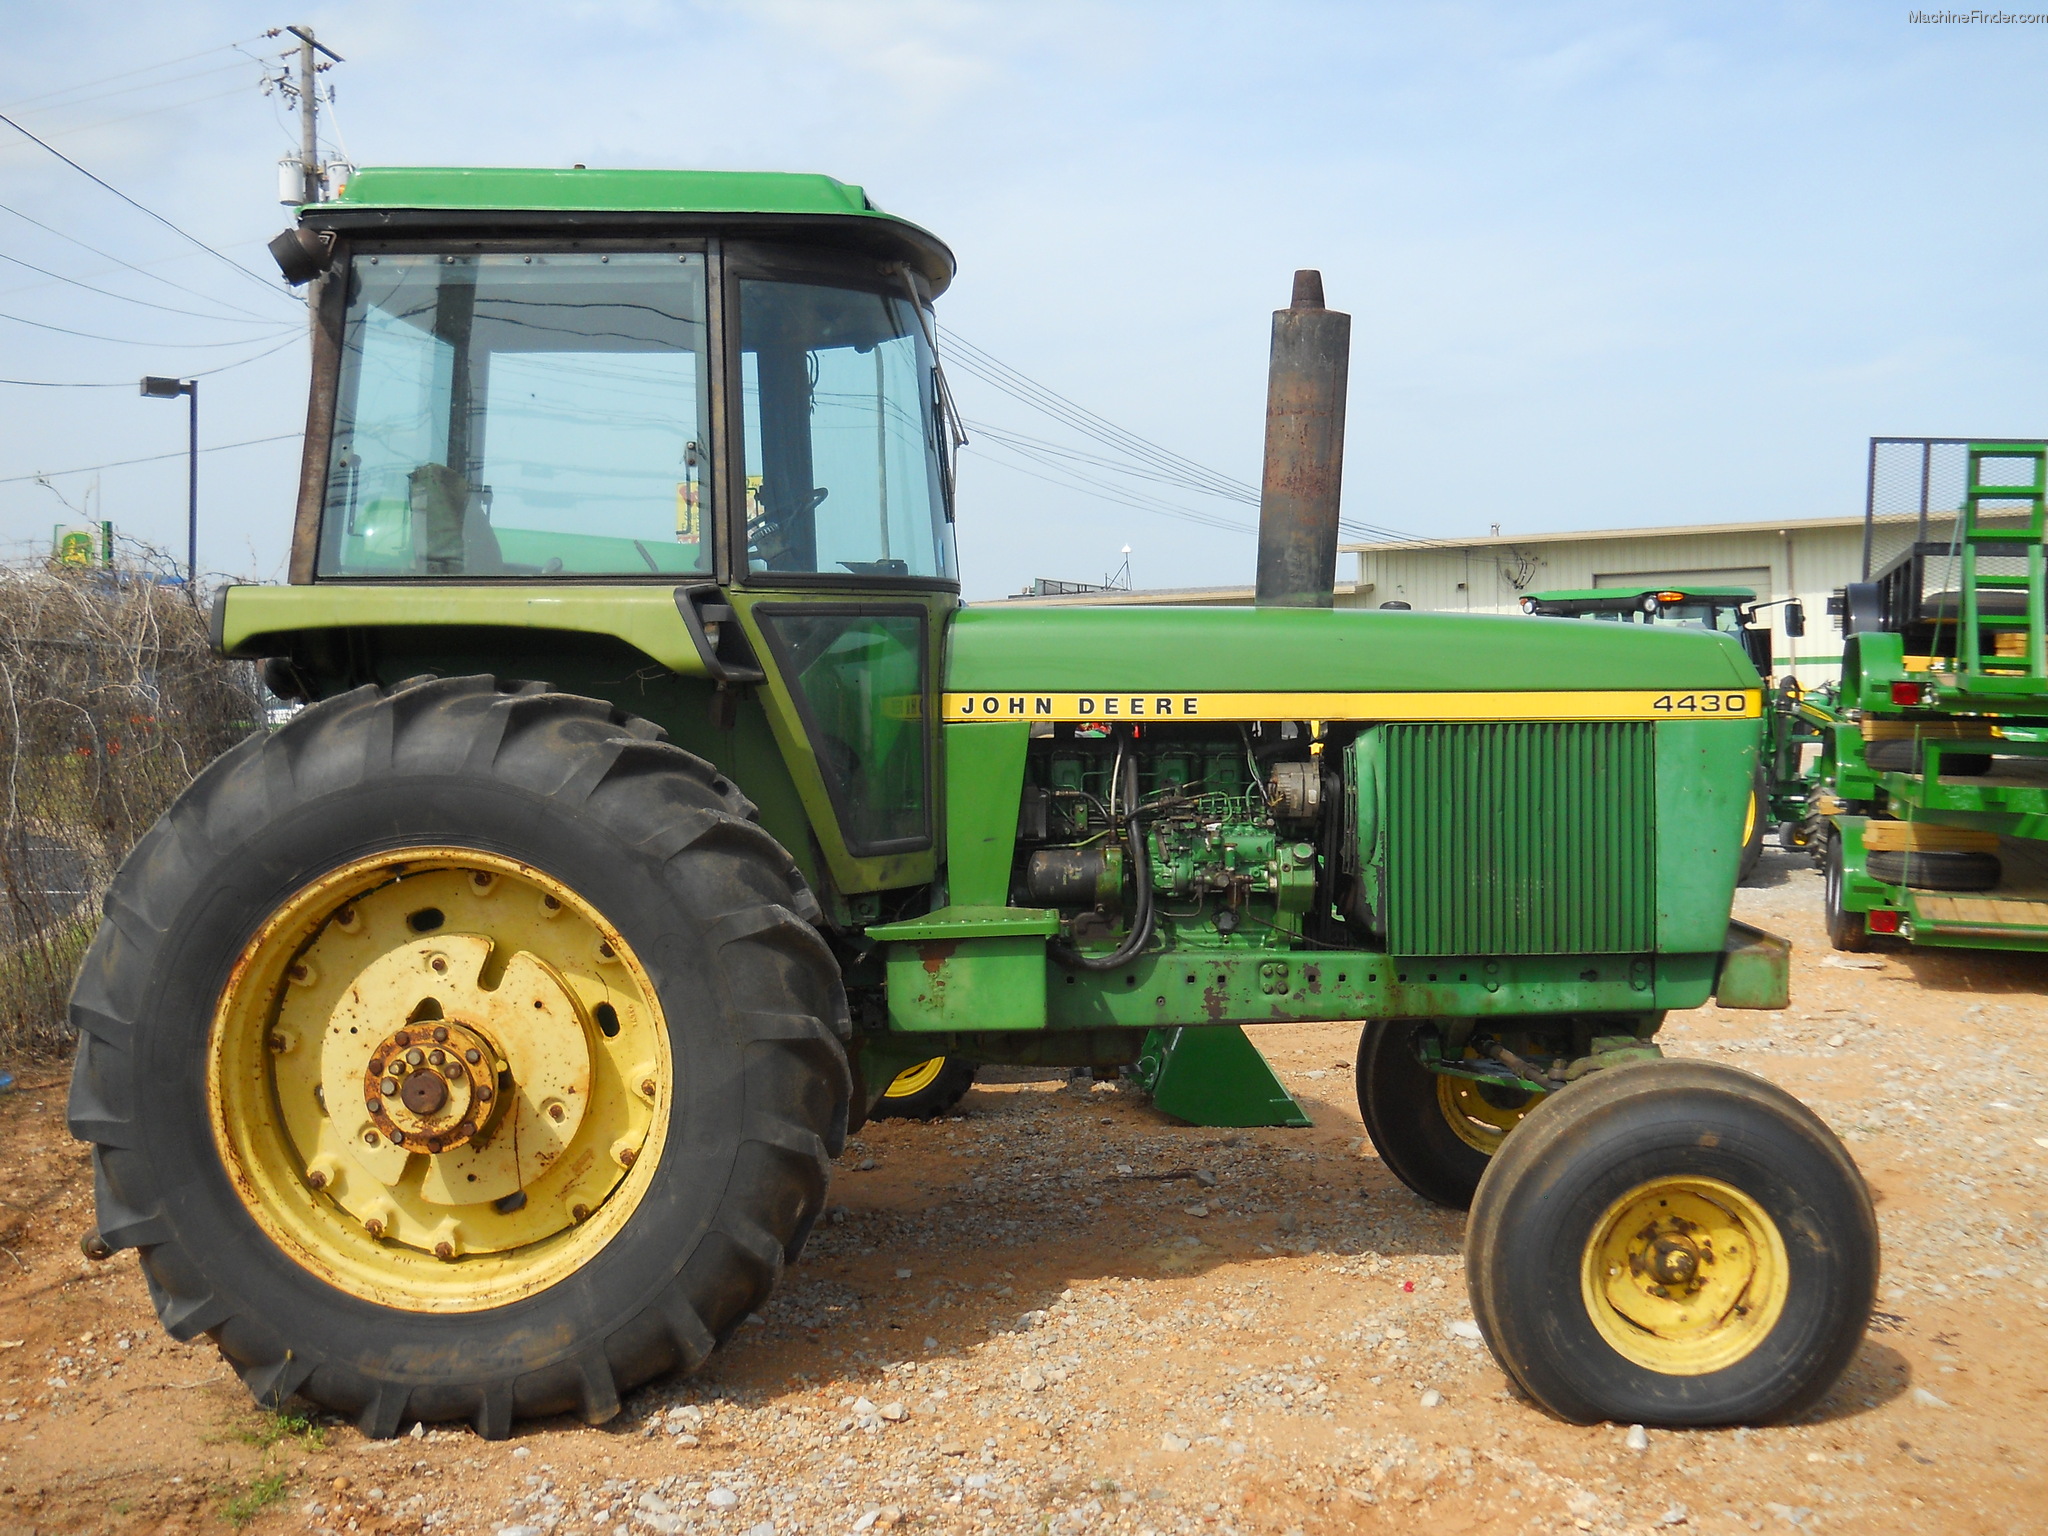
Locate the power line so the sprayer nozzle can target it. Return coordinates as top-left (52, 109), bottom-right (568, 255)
top-left (0, 431), bottom-right (301, 486)
top-left (0, 328), bottom-right (300, 387)
top-left (0, 201), bottom-right (280, 320)
top-left (0, 58), bottom-right (251, 119)
top-left (0, 249), bottom-right (281, 322)
top-left (0, 308), bottom-right (297, 347)
top-left (0, 108), bottom-right (292, 299)
top-left (0, 40), bottom-right (260, 113)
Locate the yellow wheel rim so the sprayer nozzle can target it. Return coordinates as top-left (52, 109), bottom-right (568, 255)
top-left (208, 847), bottom-right (671, 1312)
top-left (1580, 1175), bottom-right (1790, 1375)
top-left (883, 1057), bottom-right (948, 1099)
top-left (1743, 786), bottom-right (1760, 847)
top-left (1434, 1070), bottom-right (1541, 1155)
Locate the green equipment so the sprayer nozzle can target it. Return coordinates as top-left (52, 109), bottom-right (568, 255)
top-left (68, 167), bottom-right (1875, 1439)
top-left (1521, 585), bottom-right (1825, 873)
top-left (1815, 440), bottom-right (2048, 951)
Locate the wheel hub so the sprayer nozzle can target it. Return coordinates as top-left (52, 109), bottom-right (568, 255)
top-left (363, 1018), bottom-right (501, 1154)
top-left (1580, 1176), bottom-right (1790, 1376)
top-left (210, 848), bottom-right (671, 1311)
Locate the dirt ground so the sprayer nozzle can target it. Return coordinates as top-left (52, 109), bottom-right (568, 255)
top-left (3, 846), bottom-right (2046, 1536)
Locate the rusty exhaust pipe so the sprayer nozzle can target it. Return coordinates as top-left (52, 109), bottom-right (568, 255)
top-left (1254, 270), bottom-right (1351, 608)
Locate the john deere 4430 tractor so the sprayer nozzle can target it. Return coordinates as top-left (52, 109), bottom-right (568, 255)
top-left (70, 168), bottom-right (1875, 1438)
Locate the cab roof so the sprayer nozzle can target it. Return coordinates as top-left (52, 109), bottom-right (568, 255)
top-left (1527, 586), bottom-right (1756, 605)
top-left (306, 166), bottom-right (955, 293)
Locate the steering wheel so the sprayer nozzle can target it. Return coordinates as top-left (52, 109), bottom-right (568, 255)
top-left (750, 485), bottom-right (830, 569)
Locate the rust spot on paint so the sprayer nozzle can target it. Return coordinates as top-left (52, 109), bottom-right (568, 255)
top-left (919, 941), bottom-right (958, 976)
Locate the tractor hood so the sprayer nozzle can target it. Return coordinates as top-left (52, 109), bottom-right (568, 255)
top-left (944, 605), bottom-right (1757, 716)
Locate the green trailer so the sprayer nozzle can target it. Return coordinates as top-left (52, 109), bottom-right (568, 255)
top-left (1816, 440), bottom-right (2048, 951)
top-left (1520, 586), bottom-right (1826, 870)
top-left (67, 166), bottom-right (1874, 1439)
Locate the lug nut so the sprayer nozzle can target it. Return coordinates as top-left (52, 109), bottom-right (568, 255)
top-left (364, 1217), bottom-right (385, 1238)
top-left (428, 1049), bottom-right (445, 1066)
top-left (394, 1031), bottom-right (411, 1047)
top-left (369, 1059), bottom-right (385, 1075)
top-left (471, 872), bottom-right (494, 890)
top-left (306, 1168), bottom-right (328, 1190)
top-left (406, 1048), bottom-right (425, 1066)
top-left (476, 1085), bottom-right (494, 1103)
top-left (433, 1026), bottom-right (449, 1043)
top-left (269, 1033), bottom-right (288, 1053)
top-left (465, 1048), bottom-right (481, 1064)
top-left (548, 1103), bottom-right (566, 1123)
top-left (571, 1203), bottom-right (590, 1223)
top-left (618, 1146), bottom-right (637, 1169)
top-left (541, 894), bottom-right (561, 911)
top-left (431, 956), bottom-right (448, 973)
top-left (640, 1079), bottom-right (657, 1098)
top-left (434, 1241), bottom-right (455, 1260)
top-left (597, 941), bottom-right (615, 959)
top-left (381, 1079), bottom-right (399, 1096)
top-left (425, 1137), bottom-right (442, 1153)
top-left (363, 1131), bottom-right (380, 1147)
top-left (455, 1120), bottom-right (475, 1138)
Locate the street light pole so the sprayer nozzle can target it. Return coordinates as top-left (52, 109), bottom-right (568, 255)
top-left (141, 376), bottom-right (199, 600)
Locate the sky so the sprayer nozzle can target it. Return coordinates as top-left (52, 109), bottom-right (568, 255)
top-left (1, 2), bottom-right (2044, 601)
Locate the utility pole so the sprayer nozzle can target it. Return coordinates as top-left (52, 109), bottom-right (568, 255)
top-left (275, 26), bottom-right (344, 344)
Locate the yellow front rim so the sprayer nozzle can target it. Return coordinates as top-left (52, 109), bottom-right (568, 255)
top-left (1744, 786), bottom-right (1760, 847)
top-left (1435, 1070), bottom-right (1541, 1156)
top-left (208, 847), bottom-right (671, 1312)
top-left (1580, 1176), bottom-right (1790, 1375)
top-left (883, 1057), bottom-right (948, 1099)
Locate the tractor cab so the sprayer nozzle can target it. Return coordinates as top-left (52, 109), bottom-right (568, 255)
top-left (1521, 586), bottom-right (1786, 677)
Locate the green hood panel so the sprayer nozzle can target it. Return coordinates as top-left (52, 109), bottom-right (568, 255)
top-left (945, 605), bottom-right (1756, 693)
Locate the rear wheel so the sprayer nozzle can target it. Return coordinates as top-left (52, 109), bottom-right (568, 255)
top-left (1823, 832), bottom-right (1874, 952)
top-left (1736, 769), bottom-right (1768, 883)
top-left (1466, 1059), bottom-right (1877, 1426)
top-left (68, 676), bottom-right (850, 1438)
top-left (1356, 1021), bottom-right (1543, 1210)
top-left (869, 1057), bottom-right (977, 1121)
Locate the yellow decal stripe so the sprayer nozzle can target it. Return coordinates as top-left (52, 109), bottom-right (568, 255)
top-left (942, 690), bottom-right (1763, 723)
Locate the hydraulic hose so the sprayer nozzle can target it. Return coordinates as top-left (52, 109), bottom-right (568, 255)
top-left (1049, 746), bottom-right (1157, 972)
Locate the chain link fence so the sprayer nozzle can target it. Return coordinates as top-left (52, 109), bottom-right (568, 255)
top-left (0, 564), bottom-right (264, 1059)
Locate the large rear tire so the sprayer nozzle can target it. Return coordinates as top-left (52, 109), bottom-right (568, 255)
top-left (1466, 1059), bottom-right (1877, 1426)
top-left (1356, 1021), bottom-right (1542, 1210)
top-left (67, 676), bottom-right (850, 1438)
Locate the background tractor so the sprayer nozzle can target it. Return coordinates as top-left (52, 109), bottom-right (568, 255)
top-left (69, 167), bottom-right (1875, 1439)
top-left (1520, 585), bottom-right (1826, 873)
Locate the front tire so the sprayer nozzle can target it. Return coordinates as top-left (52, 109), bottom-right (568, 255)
top-left (68, 676), bottom-right (850, 1438)
top-left (1466, 1059), bottom-right (1877, 1426)
top-left (870, 1057), bottom-right (977, 1121)
top-left (1356, 1021), bottom-right (1542, 1210)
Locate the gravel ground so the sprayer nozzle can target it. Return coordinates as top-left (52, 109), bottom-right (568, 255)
top-left (2, 849), bottom-right (2044, 1535)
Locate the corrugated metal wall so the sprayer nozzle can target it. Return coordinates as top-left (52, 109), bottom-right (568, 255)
top-left (1347, 513), bottom-right (1955, 687)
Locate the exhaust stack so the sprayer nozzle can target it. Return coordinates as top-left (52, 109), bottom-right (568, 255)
top-left (1254, 270), bottom-right (1351, 608)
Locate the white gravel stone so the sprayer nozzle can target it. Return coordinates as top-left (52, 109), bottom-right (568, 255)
top-left (1625, 1423), bottom-right (1651, 1451)
top-left (707, 1486), bottom-right (741, 1508)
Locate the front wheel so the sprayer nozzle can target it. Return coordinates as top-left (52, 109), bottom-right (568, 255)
top-left (68, 677), bottom-right (851, 1438)
top-left (1466, 1059), bottom-right (1877, 1426)
top-left (1823, 831), bottom-right (1874, 951)
top-left (869, 1057), bottom-right (977, 1121)
top-left (1356, 1021), bottom-right (1543, 1210)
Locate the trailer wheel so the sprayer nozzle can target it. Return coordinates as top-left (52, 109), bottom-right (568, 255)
top-left (869, 1057), bottom-right (977, 1120)
top-left (68, 676), bottom-right (850, 1439)
top-left (1466, 1059), bottom-right (1876, 1426)
top-left (1865, 848), bottom-right (2001, 892)
top-left (1822, 833), bottom-right (1875, 952)
top-left (1356, 1021), bottom-right (1543, 1209)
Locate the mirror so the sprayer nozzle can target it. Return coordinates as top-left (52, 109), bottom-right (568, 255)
top-left (1784, 600), bottom-right (1807, 639)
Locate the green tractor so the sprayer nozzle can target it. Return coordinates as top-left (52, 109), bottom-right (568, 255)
top-left (70, 167), bottom-right (1875, 1438)
top-left (1816, 440), bottom-right (2048, 951)
top-left (1520, 586), bottom-right (1827, 873)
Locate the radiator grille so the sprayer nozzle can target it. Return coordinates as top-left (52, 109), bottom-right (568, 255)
top-left (1383, 721), bottom-right (1655, 957)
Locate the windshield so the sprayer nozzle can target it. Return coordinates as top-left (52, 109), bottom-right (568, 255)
top-left (318, 251), bottom-right (711, 578)
top-left (1583, 602), bottom-right (1745, 633)
top-left (738, 277), bottom-right (955, 580)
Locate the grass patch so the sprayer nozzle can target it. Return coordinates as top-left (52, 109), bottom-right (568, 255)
top-left (221, 1471), bottom-right (288, 1526)
top-left (236, 1407), bottom-right (326, 1450)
